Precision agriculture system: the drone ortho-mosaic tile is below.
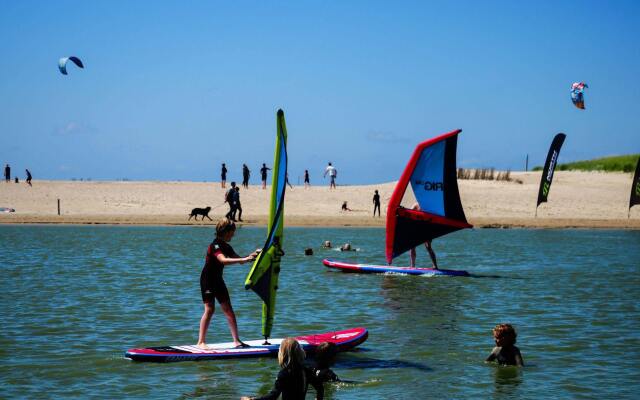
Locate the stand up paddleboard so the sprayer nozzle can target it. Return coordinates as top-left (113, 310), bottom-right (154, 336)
top-left (323, 258), bottom-right (469, 276)
top-left (125, 327), bottom-right (368, 362)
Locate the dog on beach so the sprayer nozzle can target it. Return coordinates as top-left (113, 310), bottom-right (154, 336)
top-left (188, 206), bottom-right (213, 221)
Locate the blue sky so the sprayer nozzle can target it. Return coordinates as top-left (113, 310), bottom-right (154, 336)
top-left (1, 1), bottom-right (639, 184)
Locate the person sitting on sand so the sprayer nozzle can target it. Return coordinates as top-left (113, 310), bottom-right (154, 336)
top-left (241, 338), bottom-right (324, 400)
top-left (321, 240), bottom-right (332, 249)
top-left (341, 201), bottom-right (352, 211)
top-left (198, 218), bottom-right (259, 349)
top-left (409, 203), bottom-right (438, 269)
top-left (485, 323), bottom-right (524, 366)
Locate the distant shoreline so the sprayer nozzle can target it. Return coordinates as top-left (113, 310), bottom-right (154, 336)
top-left (1, 172), bottom-right (639, 229)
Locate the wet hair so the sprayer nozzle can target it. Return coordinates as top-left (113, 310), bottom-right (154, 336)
top-left (278, 338), bottom-right (305, 369)
top-left (215, 218), bottom-right (236, 238)
top-left (314, 342), bottom-right (337, 369)
top-left (493, 323), bottom-right (517, 346)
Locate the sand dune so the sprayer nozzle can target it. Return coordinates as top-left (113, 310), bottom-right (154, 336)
top-left (1, 171), bottom-right (638, 228)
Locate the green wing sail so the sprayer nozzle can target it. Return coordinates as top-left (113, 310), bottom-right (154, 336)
top-left (244, 109), bottom-right (288, 340)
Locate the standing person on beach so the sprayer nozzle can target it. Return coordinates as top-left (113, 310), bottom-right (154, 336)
top-left (285, 173), bottom-right (293, 189)
top-left (304, 169), bottom-right (310, 189)
top-left (242, 164), bottom-right (250, 189)
top-left (197, 218), bottom-right (259, 349)
top-left (373, 190), bottom-right (381, 217)
top-left (221, 163), bottom-right (227, 188)
top-left (323, 162), bottom-right (337, 189)
top-left (409, 203), bottom-right (438, 269)
top-left (225, 182), bottom-right (237, 221)
top-left (25, 169), bottom-right (32, 187)
top-left (260, 163), bottom-right (271, 190)
top-left (4, 164), bottom-right (10, 182)
top-left (233, 186), bottom-right (243, 222)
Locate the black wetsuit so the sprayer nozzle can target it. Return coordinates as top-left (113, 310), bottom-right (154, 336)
top-left (200, 238), bottom-right (239, 304)
top-left (373, 193), bottom-right (380, 216)
top-left (304, 171), bottom-right (309, 184)
top-left (4, 165), bottom-right (10, 182)
top-left (221, 165), bottom-right (227, 181)
top-left (313, 367), bottom-right (340, 383)
top-left (255, 366), bottom-right (324, 400)
top-left (225, 188), bottom-right (237, 220)
top-left (260, 166), bottom-right (270, 183)
top-left (233, 189), bottom-right (242, 221)
top-left (242, 165), bottom-right (250, 188)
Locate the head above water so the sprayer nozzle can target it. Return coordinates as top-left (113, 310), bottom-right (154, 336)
top-left (278, 338), bottom-right (305, 369)
top-left (322, 240), bottom-right (332, 248)
top-left (215, 218), bottom-right (236, 239)
top-left (493, 323), bottom-right (517, 347)
top-left (314, 342), bottom-right (337, 368)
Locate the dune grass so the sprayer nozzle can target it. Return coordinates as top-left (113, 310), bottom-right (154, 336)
top-left (533, 154), bottom-right (639, 173)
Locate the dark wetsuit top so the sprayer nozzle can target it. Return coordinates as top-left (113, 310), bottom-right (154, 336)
top-left (304, 172), bottom-right (309, 183)
top-left (221, 166), bottom-right (227, 180)
top-left (255, 366), bottom-right (323, 400)
top-left (199, 238), bottom-right (238, 303)
top-left (261, 166), bottom-right (270, 181)
top-left (313, 367), bottom-right (339, 383)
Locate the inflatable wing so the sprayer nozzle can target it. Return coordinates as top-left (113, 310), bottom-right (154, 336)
top-left (58, 56), bottom-right (84, 75)
top-left (570, 82), bottom-right (588, 110)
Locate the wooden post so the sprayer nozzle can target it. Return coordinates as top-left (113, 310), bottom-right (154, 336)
top-left (57, 199), bottom-right (60, 216)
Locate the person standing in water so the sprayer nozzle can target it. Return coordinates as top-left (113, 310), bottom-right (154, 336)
top-left (242, 164), bottom-right (250, 189)
top-left (304, 169), bottom-right (310, 189)
top-left (198, 219), bottom-right (259, 349)
top-left (260, 163), bottom-right (271, 189)
top-left (323, 162), bottom-right (337, 189)
top-left (373, 190), bottom-right (381, 217)
top-left (409, 203), bottom-right (438, 269)
top-left (220, 163), bottom-right (228, 188)
top-left (25, 169), bottom-right (32, 187)
top-left (485, 323), bottom-right (524, 366)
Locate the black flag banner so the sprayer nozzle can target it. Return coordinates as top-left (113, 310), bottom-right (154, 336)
top-left (629, 157), bottom-right (640, 217)
top-left (536, 133), bottom-right (566, 214)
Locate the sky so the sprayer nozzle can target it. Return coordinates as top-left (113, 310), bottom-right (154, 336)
top-left (1, 0), bottom-right (639, 184)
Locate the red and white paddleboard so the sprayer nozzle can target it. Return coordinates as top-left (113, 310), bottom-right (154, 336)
top-left (323, 258), bottom-right (469, 276)
top-left (125, 327), bottom-right (368, 362)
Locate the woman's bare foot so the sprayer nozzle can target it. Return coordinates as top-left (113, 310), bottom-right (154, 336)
top-left (197, 342), bottom-right (211, 350)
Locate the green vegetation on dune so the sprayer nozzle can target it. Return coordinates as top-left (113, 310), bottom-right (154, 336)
top-left (532, 154), bottom-right (639, 172)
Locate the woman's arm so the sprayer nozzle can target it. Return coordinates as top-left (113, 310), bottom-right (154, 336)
top-left (216, 251), bottom-right (258, 266)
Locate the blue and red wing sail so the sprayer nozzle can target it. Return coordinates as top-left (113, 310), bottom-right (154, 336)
top-left (385, 130), bottom-right (472, 264)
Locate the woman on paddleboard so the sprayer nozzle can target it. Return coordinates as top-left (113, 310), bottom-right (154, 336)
top-left (198, 218), bottom-right (259, 349)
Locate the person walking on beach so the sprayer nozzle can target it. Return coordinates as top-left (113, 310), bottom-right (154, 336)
top-left (233, 186), bottom-right (243, 222)
top-left (260, 163), bottom-right (271, 189)
top-left (4, 164), bottom-right (10, 182)
top-left (242, 164), bottom-right (250, 189)
top-left (221, 163), bottom-right (228, 188)
top-left (373, 190), bottom-right (381, 217)
top-left (304, 169), bottom-right (310, 189)
top-left (197, 218), bottom-right (259, 350)
top-left (323, 162), bottom-right (337, 189)
top-left (25, 169), bottom-right (32, 187)
top-left (225, 182), bottom-right (237, 221)
top-left (409, 203), bottom-right (438, 269)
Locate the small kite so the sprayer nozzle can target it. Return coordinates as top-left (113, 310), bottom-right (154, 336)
top-left (58, 56), bottom-right (84, 75)
top-left (570, 82), bottom-right (588, 110)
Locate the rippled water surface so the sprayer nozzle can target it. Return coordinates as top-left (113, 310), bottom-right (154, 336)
top-left (1, 225), bottom-right (639, 399)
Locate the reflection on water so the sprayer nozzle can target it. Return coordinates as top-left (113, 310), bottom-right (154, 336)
top-left (0, 226), bottom-right (639, 399)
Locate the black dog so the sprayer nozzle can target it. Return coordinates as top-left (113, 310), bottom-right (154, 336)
top-left (188, 206), bottom-right (213, 221)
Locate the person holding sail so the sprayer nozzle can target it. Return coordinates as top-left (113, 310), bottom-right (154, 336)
top-left (409, 203), bottom-right (438, 269)
top-left (197, 218), bottom-right (259, 349)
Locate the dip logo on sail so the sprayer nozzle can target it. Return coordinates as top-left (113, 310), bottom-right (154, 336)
top-left (536, 133), bottom-right (566, 214)
top-left (414, 180), bottom-right (444, 191)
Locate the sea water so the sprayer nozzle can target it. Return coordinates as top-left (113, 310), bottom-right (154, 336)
top-left (1, 225), bottom-right (639, 399)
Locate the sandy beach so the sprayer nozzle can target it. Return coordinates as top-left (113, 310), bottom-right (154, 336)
top-left (1, 171), bottom-right (638, 228)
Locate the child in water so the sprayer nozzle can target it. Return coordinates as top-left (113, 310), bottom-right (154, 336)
top-left (197, 218), bottom-right (259, 349)
top-left (241, 338), bottom-right (324, 400)
top-left (313, 342), bottom-right (340, 383)
top-left (485, 323), bottom-right (524, 366)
